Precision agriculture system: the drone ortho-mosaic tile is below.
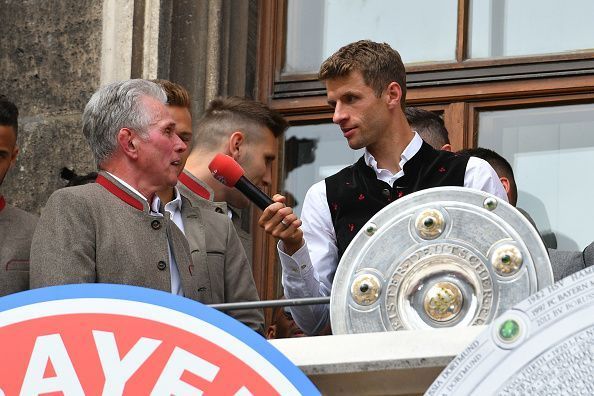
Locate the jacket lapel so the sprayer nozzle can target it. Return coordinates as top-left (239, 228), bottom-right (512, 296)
top-left (178, 195), bottom-right (211, 302)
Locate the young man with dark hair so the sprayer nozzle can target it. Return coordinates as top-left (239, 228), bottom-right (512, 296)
top-left (0, 96), bottom-right (37, 296)
top-left (259, 40), bottom-right (507, 335)
top-left (405, 107), bottom-right (451, 151)
top-left (153, 80), bottom-right (264, 333)
top-left (458, 147), bottom-right (517, 206)
top-left (181, 97), bottom-right (288, 262)
top-left (458, 146), bottom-right (593, 280)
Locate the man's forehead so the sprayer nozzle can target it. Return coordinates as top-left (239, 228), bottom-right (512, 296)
top-left (0, 125), bottom-right (17, 146)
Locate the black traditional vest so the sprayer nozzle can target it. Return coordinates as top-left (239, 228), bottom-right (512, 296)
top-left (326, 141), bottom-right (469, 260)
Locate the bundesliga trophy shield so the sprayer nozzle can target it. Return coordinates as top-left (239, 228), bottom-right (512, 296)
top-left (426, 265), bottom-right (594, 395)
top-left (330, 187), bottom-right (553, 334)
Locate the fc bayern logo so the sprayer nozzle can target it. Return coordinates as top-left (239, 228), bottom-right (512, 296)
top-left (0, 284), bottom-right (319, 395)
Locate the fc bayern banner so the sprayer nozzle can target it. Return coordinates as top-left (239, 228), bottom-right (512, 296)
top-left (0, 284), bottom-right (319, 395)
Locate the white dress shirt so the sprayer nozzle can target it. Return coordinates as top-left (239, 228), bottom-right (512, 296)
top-left (106, 172), bottom-right (184, 296)
top-left (277, 133), bottom-right (508, 334)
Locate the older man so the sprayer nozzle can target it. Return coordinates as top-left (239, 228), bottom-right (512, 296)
top-left (30, 80), bottom-right (197, 297)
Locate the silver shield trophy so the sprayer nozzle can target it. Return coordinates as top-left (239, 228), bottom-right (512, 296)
top-left (426, 265), bottom-right (594, 395)
top-left (330, 187), bottom-right (553, 334)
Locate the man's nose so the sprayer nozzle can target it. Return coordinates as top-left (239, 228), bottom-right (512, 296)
top-left (332, 103), bottom-right (347, 125)
top-left (262, 167), bottom-right (272, 187)
top-left (174, 134), bottom-right (187, 153)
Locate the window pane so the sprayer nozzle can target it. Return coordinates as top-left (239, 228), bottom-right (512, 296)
top-left (284, 0), bottom-right (458, 75)
top-left (283, 124), bottom-right (363, 216)
top-left (469, 0), bottom-right (594, 59)
top-left (477, 103), bottom-right (594, 251)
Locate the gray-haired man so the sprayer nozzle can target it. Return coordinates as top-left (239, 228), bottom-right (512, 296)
top-left (30, 80), bottom-right (199, 298)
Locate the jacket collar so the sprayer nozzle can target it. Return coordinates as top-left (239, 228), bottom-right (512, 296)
top-left (0, 195), bottom-right (5, 213)
top-left (178, 169), bottom-right (213, 200)
top-left (95, 172), bottom-right (151, 212)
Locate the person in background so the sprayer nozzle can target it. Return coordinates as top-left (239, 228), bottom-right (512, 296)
top-left (405, 107), bottom-right (451, 151)
top-left (459, 147), bottom-right (591, 280)
top-left (60, 167), bottom-right (98, 186)
top-left (181, 97), bottom-right (288, 264)
top-left (266, 302), bottom-right (305, 339)
top-left (0, 96), bottom-right (37, 296)
top-left (153, 80), bottom-right (264, 333)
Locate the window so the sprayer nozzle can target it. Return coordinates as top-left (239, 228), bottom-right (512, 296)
top-left (284, 0), bottom-right (458, 75)
top-left (477, 103), bottom-right (594, 251)
top-left (469, 0), bottom-right (594, 59)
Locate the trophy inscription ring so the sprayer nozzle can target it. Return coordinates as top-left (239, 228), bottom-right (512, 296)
top-left (330, 187), bottom-right (553, 334)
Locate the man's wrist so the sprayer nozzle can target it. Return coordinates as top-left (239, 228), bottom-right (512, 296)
top-left (282, 238), bottom-right (305, 256)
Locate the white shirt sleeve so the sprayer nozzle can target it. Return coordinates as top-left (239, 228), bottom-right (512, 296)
top-left (276, 180), bottom-right (336, 334)
top-left (464, 157), bottom-right (509, 202)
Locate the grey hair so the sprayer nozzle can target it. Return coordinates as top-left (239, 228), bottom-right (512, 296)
top-left (82, 79), bottom-right (167, 166)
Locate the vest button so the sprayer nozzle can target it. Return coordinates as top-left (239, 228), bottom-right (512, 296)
top-left (382, 188), bottom-right (390, 198)
top-left (215, 207), bottom-right (224, 214)
top-left (157, 261), bottom-right (167, 270)
top-left (151, 220), bottom-right (161, 230)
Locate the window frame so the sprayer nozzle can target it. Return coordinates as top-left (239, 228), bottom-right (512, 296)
top-left (259, 0), bottom-right (594, 102)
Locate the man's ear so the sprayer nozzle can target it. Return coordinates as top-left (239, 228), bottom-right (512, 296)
top-left (9, 145), bottom-right (19, 167)
top-left (499, 176), bottom-right (511, 194)
top-left (265, 325), bottom-right (277, 340)
top-left (385, 82), bottom-right (403, 109)
top-left (228, 131), bottom-right (245, 161)
top-left (117, 128), bottom-right (139, 160)
top-left (441, 144), bottom-right (452, 152)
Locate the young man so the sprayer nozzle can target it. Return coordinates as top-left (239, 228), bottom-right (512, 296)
top-left (259, 40), bottom-right (507, 335)
top-left (153, 80), bottom-right (264, 333)
top-left (405, 107), bottom-right (452, 151)
top-left (0, 96), bottom-right (37, 296)
top-left (458, 147), bottom-right (591, 280)
top-left (30, 80), bottom-right (195, 298)
top-left (181, 97), bottom-right (288, 263)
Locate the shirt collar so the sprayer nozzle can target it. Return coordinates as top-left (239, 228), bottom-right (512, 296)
top-left (101, 171), bottom-right (156, 212)
top-left (363, 132), bottom-right (423, 178)
top-left (157, 186), bottom-right (183, 216)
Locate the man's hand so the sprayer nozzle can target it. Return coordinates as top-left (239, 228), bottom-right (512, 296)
top-left (258, 194), bottom-right (304, 255)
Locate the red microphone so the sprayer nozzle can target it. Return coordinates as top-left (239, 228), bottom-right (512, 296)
top-left (208, 153), bottom-right (274, 210)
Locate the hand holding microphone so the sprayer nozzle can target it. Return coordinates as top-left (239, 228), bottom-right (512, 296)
top-left (208, 153), bottom-right (304, 253)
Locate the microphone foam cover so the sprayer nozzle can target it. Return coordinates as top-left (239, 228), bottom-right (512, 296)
top-left (208, 153), bottom-right (245, 187)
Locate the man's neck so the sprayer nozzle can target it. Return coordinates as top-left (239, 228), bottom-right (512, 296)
top-left (367, 123), bottom-right (415, 173)
top-left (156, 187), bottom-right (175, 204)
top-left (101, 163), bottom-right (156, 201)
top-left (184, 153), bottom-right (227, 202)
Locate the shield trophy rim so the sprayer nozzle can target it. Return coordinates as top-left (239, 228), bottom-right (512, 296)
top-left (330, 186), bottom-right (553, 334)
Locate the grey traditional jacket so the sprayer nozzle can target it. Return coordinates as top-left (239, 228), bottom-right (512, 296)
top-left (30, 172), bottom-right (195, 297)
top-left (549, 242), bottom-right (594, 281)
top-left (0, 196), bottom-right (37, 296)
top-left (178, 169), bottom-right (253, 263)
top-left (180, 188), bottom-right (264, 333)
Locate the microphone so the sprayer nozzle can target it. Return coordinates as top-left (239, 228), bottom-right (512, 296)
top-left (208, 153), bottom-right (274, 210)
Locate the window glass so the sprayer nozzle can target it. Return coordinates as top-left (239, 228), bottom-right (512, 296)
top-left (477, 103), bottom-right (594, 251)
top-left (469, 0), bottom-right (594, 59)
top-left (284, 0), bottom-right (458, 75)
top-left (283, 123), bottom-right (363, 216)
